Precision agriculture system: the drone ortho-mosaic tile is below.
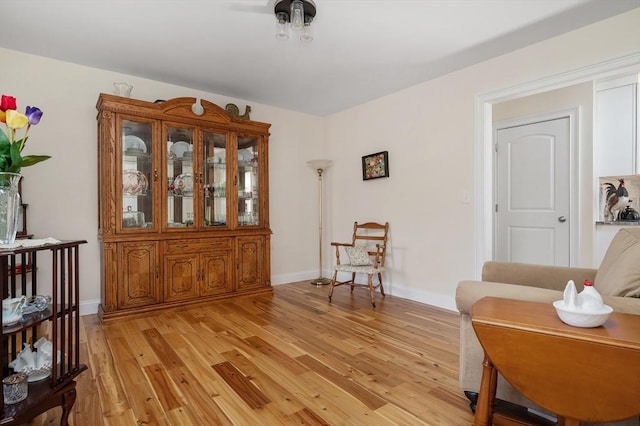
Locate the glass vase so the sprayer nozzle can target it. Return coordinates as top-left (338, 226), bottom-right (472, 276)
top-left (0, 173), bottom-right (22, 245)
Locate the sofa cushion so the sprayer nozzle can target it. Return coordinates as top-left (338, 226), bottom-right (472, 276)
top-left (345, 246), bottom-right (373, 266)
top-left (594, 228), bottom-right (640, 297)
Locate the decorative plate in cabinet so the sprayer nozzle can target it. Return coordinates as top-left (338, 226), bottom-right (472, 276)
top-left (123, 169), bottom-right (148, 195)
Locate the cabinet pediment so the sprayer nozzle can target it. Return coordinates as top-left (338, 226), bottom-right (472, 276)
top-left (97, 94), bottom-right (270, 134)
top-left (159, 97), bottom-right (231, 124)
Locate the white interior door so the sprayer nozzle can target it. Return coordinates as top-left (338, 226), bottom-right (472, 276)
top-left (495, 117), bottom-right (570, 266)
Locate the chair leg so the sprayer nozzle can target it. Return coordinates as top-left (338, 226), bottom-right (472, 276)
top-left (378, 272), bottom-right (385, 297)
top-left (368, 274), bottom-right (376, 307)
top-left (328, 270), bottom-right (338, 302)
top-left (350, 273), bottom-right (356, 292)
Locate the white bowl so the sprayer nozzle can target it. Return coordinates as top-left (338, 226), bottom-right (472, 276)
top-left (553, 300), bottom-right (613, 328)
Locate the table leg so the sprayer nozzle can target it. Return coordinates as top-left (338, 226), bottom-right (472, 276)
top-left (474, 353), bottom-right (497, 426)
top-left (60, 383), bottom-right (77, 426)
top-left (557, 416), bottom-right (580, 426)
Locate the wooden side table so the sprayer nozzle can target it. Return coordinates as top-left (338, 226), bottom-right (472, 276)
top-left (471, 297), bottom-right (640, 426)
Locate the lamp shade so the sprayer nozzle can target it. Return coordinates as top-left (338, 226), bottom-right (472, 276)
top-left (307, 159), bottom-right (333, 170)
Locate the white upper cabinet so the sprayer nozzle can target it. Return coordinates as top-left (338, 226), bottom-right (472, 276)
top-left (595, 74), bottom-right (638, 177)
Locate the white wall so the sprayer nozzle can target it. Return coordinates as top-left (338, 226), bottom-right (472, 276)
top-left (324, 9), bottom-right (640, 311)
top-left (0, 49), bottom-right (325, 313)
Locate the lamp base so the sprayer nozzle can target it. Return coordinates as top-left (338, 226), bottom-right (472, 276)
top-left (310, 277), bottom-right (331, 286)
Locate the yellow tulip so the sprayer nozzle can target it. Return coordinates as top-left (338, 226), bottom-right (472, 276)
top-left (5, 110), bottom-right (28, 130)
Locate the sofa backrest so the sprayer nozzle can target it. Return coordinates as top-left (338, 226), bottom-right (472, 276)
top-left (594, 227), bottom-right (640, 297)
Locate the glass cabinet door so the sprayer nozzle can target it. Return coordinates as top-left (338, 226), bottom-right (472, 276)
top-left (166, 126), bottom-right (195, 229)
top-left (237, 136), bottom-right (259, 227)
top-left (121, 119), bottom-right (153, 230)
top-left (203, 131), bottom-right (227, 228)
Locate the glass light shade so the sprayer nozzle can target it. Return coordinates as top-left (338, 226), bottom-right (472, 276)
top-left (300, 22), bottom-right (313, 42)
top-left (307, 159), bottom-right (333, 171)
top-left (290, 0), bottom-right (304, 30)
top-left (275, 13), bottom-right (289, 39)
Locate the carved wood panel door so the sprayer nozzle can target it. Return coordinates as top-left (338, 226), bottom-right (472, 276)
top-left (164, 254), bottom-right (199, 302)
top-left (237, 236), bottom-right (264, 290)
top-left (201, 251), bottom-right (234, 296)
top-left (117, 242), bottom-right (160, 309)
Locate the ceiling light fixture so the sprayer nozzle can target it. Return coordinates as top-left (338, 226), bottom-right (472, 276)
top-left (274, 0), bottom-right (316, 42)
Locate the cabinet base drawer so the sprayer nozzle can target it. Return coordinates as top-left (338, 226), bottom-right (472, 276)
top-left (165, 238), bottom-right (232, 253)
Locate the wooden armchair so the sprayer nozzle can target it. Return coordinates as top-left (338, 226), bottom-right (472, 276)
top-left (328, 222), bottom-right (389, 307)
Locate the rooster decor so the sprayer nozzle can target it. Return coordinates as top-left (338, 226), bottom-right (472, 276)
top-left (603, 179), bottom-right (629, 221)
top-left (225, 103), bottom-right (251, 120)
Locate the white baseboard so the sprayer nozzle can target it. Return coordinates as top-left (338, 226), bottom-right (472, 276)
top-left (271, 270), bottom-right (319, 285)
top-left (272, 270), bottom-right (457, 312)
top-left (385, 284), bottom-right (457, 312)
top-left (79, 275), bottom-right (458, 316)
top-left (80, 299), bottom-right (100, 316)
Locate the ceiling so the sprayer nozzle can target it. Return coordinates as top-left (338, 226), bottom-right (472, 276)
top-left (1, 0), bottom-right (638, 116)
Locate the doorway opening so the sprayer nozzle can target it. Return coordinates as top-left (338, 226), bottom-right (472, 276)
top-left (473, 52), bottom-right (640, 278)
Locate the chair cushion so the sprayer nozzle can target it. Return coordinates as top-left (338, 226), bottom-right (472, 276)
top-left (594, 228), bottom-right (640, 297)
top-left (335, 264), bottom-right (385, 274)
top-left (345, 246), bottom-right (373, 266)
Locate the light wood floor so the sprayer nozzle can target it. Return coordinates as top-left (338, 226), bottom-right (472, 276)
top-left (29, 282), bottom-right (475, 425)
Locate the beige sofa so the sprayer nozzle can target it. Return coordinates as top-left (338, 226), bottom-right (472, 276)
top-left (456, 227), bottom-right (640, 425)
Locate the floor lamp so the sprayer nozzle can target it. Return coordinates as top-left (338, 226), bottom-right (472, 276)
top-left (307, 159), bottom-right (333, 286)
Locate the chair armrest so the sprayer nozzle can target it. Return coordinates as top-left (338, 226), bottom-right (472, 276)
top-left (482, 262), bottom-right (597, 291)
top-left (330, 242), bottom-right (353, 265)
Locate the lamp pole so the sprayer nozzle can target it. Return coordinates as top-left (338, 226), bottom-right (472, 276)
top-left (307, 159), bottom-right (333, 286)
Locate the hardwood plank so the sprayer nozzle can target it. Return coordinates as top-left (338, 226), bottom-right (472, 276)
top-left (167, 366), bottom-right (234, 425)
top-left (375, 402), bottom-right (431, 426)
top-left (111, 320), bottom-right (162, 367)
top-left (27, 282), bottom-right (476, 425)
top-left (296, 354), bottom-right (388, 410)
top-left (244, 335), bottom-right (308, 375)
top-left (212, 361), bottom-right (271, 409)
top-left (143, 363), bottom-right (183, 412)
top-left (289, 407), bottom-right (331, 425)
top-left (141, 328), bottom-right (185, 370)
top-left (220, 348), bottom-right (307, 416)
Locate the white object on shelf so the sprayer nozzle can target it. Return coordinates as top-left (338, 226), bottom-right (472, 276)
top-left (123, 135), bottom-right (147, 153)
top-left (2, 296), bottom-right (25, 326)
top-left (0, 237), bottom-right (61, 250)
top-left (553, 280), bottom-right (612, 327)
top-left (170, 141), bottom-right (191, 158)
top-left (9, 338), bottom-right (57, 382)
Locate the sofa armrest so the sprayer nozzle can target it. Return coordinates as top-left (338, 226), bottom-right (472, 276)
top-left (456, 280), bottom-right (562, 314)
top-left (482, 262), bottom-right (597, 291)
top-left (456, 280), bottom-right (640, 315)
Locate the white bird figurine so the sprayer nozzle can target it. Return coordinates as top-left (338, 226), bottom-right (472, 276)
top-left (562, 280), bottom-right (580, 309)
top-left (562, 279), bottom-right (603, 311)
top-left (578, 279), bottom-right (603, 309)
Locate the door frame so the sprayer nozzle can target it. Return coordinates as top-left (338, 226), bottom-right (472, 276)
top-left (493, 109), bottom-right (578, 266)
top-left (473, 52), bottom-right (640, 278)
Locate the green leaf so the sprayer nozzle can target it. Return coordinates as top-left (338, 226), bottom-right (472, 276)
top-left (20, 155), bottom-right (51, 167)
top-left (0, 138), bottom-right (10, 154)
top-left (0, 130), bottom-right (9, 145)
top-left (9, 143), bottom-right (22, 168)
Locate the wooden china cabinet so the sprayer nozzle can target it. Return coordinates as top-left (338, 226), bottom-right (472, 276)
top-left (96, 95), bottom-right (272, 322)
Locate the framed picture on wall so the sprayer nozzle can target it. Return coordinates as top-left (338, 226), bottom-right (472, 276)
top-left (362, 151), bottom-right (389, 180)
